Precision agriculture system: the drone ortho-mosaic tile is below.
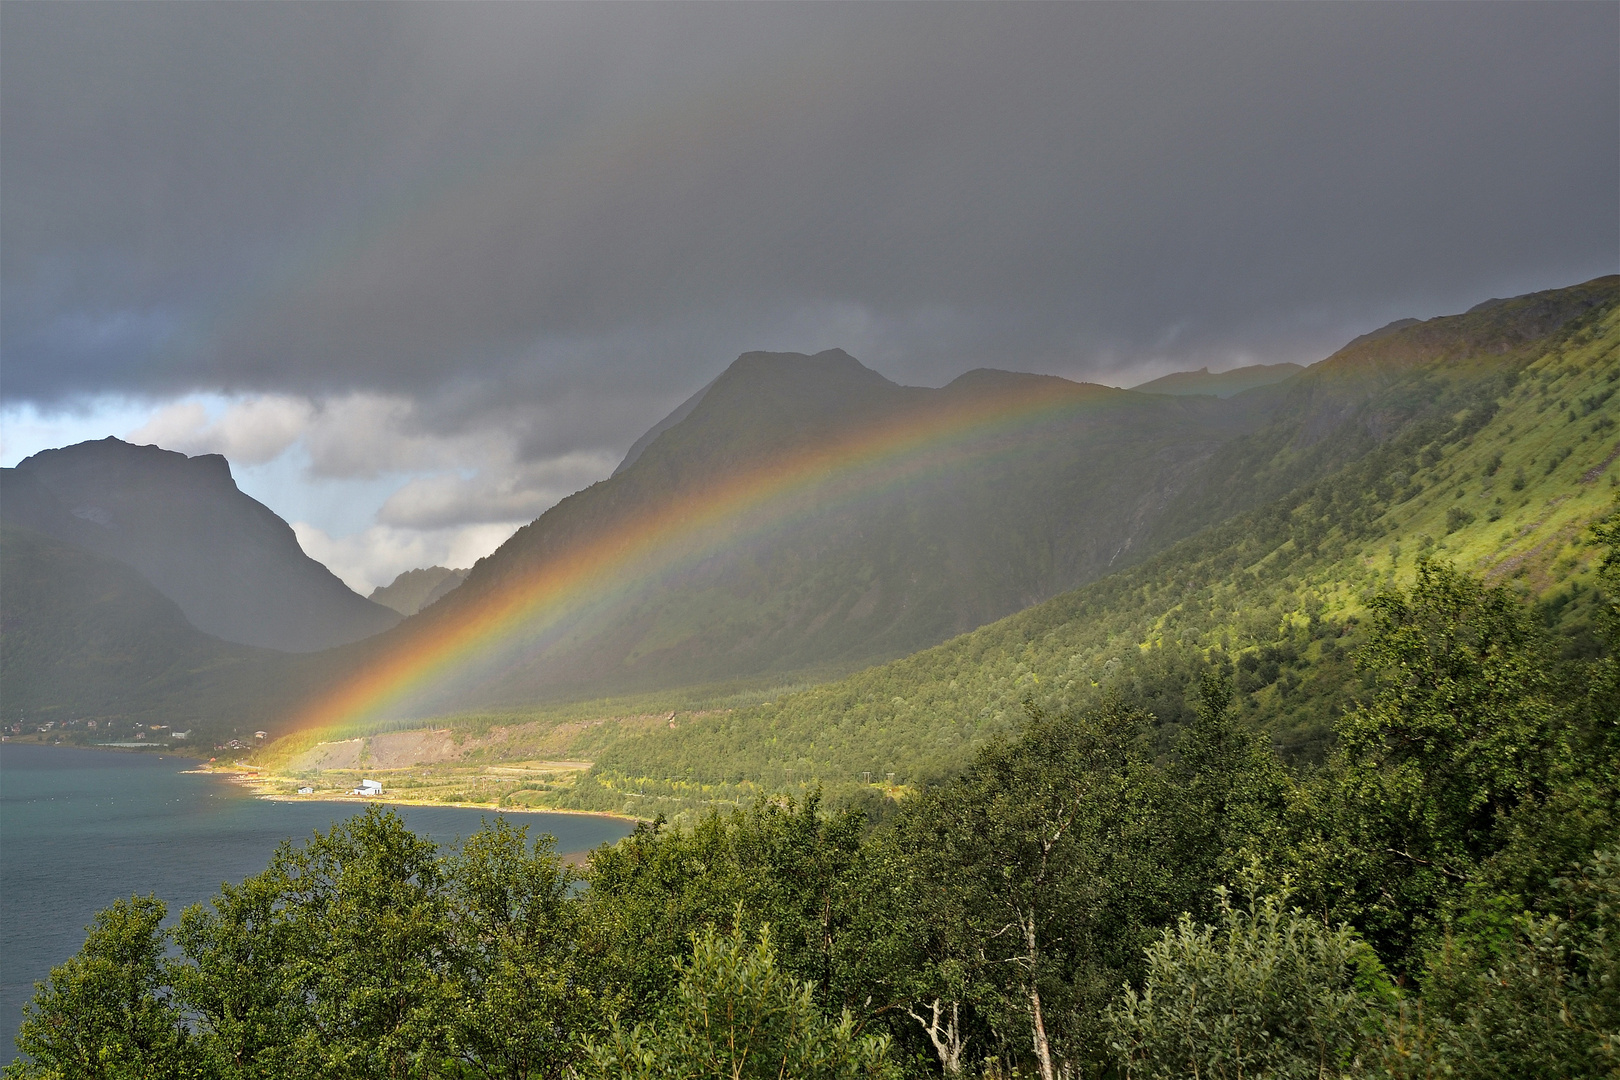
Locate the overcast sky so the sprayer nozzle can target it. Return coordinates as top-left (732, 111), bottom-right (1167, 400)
top-left (3, 2), bottom-right (1615, 591)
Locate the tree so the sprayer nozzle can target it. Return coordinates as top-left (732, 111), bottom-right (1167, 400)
top-left (577, 796), bottom-right (870, 1026)
top-left (1166, 670), bottom-right (1293, 918)
top-left (174, 806), bottom-right (455, 1078)
top-left (1108, 880), bottom-right (1390, 1080)
top-left (6, 895), bottom-right (196, 1080)
top-left (1380, 847), bottom-right (1620, 1080)
top-left (894, 702), bottom-right (1170, 1080)
top-left (440, 818), bottom-right (596, 1080)
top-left (1329, 558), bottom-right (1569, 967)
top-left (581, 924), bottom-right (899, 1080)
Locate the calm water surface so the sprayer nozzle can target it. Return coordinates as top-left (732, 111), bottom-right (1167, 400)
top-left (0, 743), bottom-right (633, 1063)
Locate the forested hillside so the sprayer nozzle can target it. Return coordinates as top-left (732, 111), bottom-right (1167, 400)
top-left (228, 277), bottom-right (1620, 817)
top-left (0, 523), bottom-right (359, 745)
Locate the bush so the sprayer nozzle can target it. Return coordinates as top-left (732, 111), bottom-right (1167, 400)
top-left (582, 923), bottom-right (899, 1080)
top-left (1108, 882), bottom-right (1390, 1080)
top-left (1378, 848), bottom-right (1620, 1080)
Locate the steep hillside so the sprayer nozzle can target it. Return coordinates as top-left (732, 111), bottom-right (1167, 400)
top-left (0, 527), bottom-right (286, 742)
top-left (242, 276), bottom-right (1618, 815)
top-left (2, 439), bottom-right (400, 652)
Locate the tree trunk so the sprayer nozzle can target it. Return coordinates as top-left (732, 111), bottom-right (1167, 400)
top-left (905, 998), bottom-right (965, 1076)
top-left (1023, 915), bottom-right (1056, 1080)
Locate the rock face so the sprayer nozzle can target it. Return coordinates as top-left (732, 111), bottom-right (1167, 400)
top-left (2, 438), bottom-right (400, 652)
top-left (369, 566), bottom-right (468, 616)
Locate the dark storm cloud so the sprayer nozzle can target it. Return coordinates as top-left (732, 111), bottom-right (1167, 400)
top-left (4, 1), bottom-right (1616, 455)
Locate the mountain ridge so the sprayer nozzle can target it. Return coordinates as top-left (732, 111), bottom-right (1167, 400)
top-left (2, 438), bottom-right (400, 652)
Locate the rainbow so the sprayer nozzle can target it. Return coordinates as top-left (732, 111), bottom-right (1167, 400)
top-left (292, 378), bottom-right (1123, 736)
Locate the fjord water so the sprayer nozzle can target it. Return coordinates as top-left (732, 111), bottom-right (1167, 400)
top-left (0, 744), bottom-right (632, 1063)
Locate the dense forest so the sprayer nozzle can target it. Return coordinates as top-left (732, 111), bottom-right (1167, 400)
top-left (11, 516), bottom-right (1619, 1078)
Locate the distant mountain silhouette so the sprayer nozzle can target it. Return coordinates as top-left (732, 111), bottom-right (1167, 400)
top-left (2, 439), bottom-right (399, 652)
top-left (1130, 362), bottom-right (1304, 398)
top-left (369, 566), bottom-right (468, 615)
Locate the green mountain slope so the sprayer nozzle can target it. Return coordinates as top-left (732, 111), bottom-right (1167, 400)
top-left (532, 277), bottom-right (1619, 816)
top-left (2, 527), bottom-right (253, 741)
top-left (0, 526), bottom-right (359, 747)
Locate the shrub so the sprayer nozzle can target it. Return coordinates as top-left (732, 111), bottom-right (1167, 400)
top-left (582, 924), bottom-right (899, 1080)
top-left (1108, 883), bottom-right (1390, 1080)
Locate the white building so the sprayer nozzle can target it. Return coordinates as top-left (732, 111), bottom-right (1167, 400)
top-left (348, 779), bottom-right (384, 796)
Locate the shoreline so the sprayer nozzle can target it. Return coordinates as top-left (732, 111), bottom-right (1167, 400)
top-left (207, 766), bottom-right (646, 824)
top-left (4, 741), bottom-right (647, 826)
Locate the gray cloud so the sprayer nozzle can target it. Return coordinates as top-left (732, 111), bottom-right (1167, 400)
top-left (4, 1), bottom-right (1616, 461)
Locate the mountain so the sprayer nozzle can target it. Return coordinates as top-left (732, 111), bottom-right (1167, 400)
top-left (541, 276), bottom-right (1620, 815)
top-left (1, 439), bottom-right (399, 652)
top-left (369, 566), bottom-right (468, 616)
top-left (11, 278), bottom-right (1616, 765)
top-left (1130, 362), bottom-right (1304, 397)
top-left (235, 276), bottom-right (1618, 819)
top-left (352, 348), bottom-right (1289, 715)
top-left (260, 277), bottom-right (1616, 725)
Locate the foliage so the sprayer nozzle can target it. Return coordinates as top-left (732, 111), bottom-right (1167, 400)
top-left (5, 896), bottom-right (195, 1080)
top-left (581, 924), bottom-right (900, 1080)
top-left (1107, 881), bottom-right (1390, 1080)
top-left (1322, 558), bottom-right (1571, 966)
top-left (577, 795), bottom-right (875, 1025)
top-left (1379, 848), bottom-right (1620, 1080)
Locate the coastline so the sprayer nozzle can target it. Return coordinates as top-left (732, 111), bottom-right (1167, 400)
top-left (206, 765), bottom-right (646, 823)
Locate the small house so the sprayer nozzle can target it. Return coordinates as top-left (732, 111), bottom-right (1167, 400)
top-left (297, 786), bottom-right (314, 795)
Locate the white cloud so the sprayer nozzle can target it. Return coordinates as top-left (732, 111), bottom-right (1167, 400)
top-left (293, 520), bottom-right (523, 594)
top-left (377, 450), bottom-right (617, 529)
top-left (129, 394), bottom-right (314, 464)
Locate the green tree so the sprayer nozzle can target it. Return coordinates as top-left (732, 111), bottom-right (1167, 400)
top-left (1379, 847), bottom-right (1620, 1080)
top-left (6, 895), bottom-right (196, 1080)
top-left (894, 702), bottom-right (1171, 1080)
top-left (1108, 881), bottom-right (1390, 1080)
top-left (577, 796), bottom-right (870, 1025)
top-left (1166, 671), bottom-right (1293, 915)
top-left (581, 924), bottom-right (898, 1080)
top-left (440, 818), bottom-right (597, 1080)
top-left (1329, 558), bottom-right (1570, 967)
top-left (174, 806), bottom-right (455, 1078)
